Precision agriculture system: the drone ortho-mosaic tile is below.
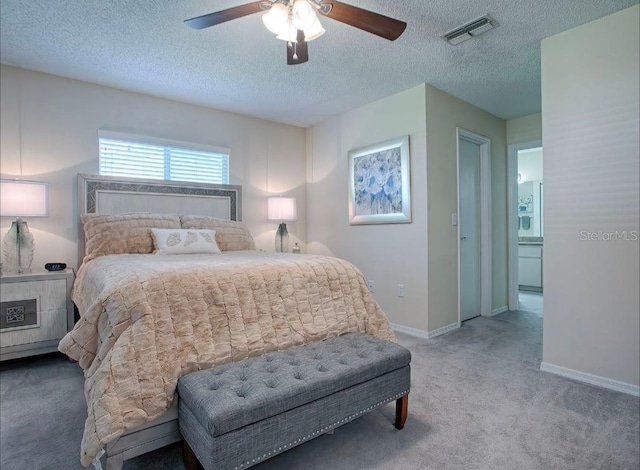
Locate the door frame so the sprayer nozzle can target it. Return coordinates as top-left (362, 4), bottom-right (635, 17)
top-left (456, 128), bottom-right (492, 321)
top-left (507, 139), bottom-right (542, 311)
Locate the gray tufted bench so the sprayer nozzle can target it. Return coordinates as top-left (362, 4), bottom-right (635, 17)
top-left (178, 332), bottom-right (411, 470)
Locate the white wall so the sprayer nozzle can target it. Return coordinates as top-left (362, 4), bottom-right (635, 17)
top-left (542, 5), bottom-right (640, 388)
top-left (507, 113), bottom-right (542, 145)
top-left (517, 148), bottom-right (543, 182)
top-left (425, 85), bottom-right (507, 328)
top-left (307, 85), bottom-right (428, 330)
top-left (307, 83), bottom-right (508, 333)
top-left (0, 65), bottom-right (307, 270)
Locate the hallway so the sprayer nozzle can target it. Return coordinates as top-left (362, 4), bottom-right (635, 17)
top-left (518, 291), bottom-right (542, 316)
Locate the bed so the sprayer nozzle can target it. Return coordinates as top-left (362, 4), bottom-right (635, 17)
top-left (60, 174), bottom-right (396, 469)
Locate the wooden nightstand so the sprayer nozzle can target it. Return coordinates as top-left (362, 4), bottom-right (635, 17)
top-left (0, 269), bottom-right (75, 361)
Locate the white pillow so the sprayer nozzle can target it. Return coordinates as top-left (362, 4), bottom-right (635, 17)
top-left (151, 228), bottom-right (221, 255)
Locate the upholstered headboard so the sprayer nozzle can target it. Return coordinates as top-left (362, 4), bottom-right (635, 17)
top-left (77, 173), bottom-right (242, 263)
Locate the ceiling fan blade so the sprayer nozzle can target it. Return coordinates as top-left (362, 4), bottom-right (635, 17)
top-left (320, 0), bottom-right (407, 41)
top-left (287, 30), bottom-right (309, 65)
top-left (184, 1), bottom-right (264, 30)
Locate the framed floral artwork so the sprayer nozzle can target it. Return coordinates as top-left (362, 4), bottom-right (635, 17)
top-left (348, 135), bottom-right (411, 225)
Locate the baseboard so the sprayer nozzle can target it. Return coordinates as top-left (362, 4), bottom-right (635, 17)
top-left (427, 321), bottom-right (461, 338)
top-left (391, 321), bottom-right (460, 340)
top-left (540, 362), bottom-right (640, 397)
top-left (391, 323), bottom-right (429, 339)
top-left (489, 306), bottom-right (508, 317)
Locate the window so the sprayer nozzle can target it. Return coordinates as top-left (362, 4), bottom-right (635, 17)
top-left (98, 131), bottom-right (229, 184)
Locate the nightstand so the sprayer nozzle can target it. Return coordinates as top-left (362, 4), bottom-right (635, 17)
top-left (0, 269), bottom-right (75, 361)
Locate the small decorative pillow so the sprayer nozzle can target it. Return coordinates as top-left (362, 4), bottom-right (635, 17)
top-left (151, 228), bottom-right (221, 255)
top-left (180, 215), bottom-right (256, 251)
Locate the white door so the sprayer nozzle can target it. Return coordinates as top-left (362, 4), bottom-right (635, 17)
top-left (459, 139), bottom-right (482, 321)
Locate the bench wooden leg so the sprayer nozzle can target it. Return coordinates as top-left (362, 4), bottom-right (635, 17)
top-left (395, 394), bottom-right (408, 430)
top-left (183, 439), bottom-right (204, 470)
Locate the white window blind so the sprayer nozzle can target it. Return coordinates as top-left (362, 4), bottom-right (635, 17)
top-left (98, 131), bottom-right (230, 184)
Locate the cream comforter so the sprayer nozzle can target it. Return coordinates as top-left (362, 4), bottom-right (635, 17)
top-left (59, 251), bottom-right (396, 466)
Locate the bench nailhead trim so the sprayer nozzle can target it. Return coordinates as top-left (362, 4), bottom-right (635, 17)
top-left (231, 390), bottom-right (409, 469)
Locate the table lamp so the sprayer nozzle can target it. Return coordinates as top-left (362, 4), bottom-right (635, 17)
top-left (0, 179), bottom-right (49, 273)
top-left (267, 196), bottom-right (296, 253)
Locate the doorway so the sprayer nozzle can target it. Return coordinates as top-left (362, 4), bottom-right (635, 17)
top-left (456, 128), bottom-right (492, 322)
top-left (507, 141), bottom-right (544, 311)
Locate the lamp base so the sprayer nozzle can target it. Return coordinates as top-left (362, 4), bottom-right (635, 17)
top-left (1, 218), bottom-right (35, 274)
top-left (275, 222), bottom-right (289, 253)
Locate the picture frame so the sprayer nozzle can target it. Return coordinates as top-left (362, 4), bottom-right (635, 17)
top-left (348, 135), bottom-right (411, 225)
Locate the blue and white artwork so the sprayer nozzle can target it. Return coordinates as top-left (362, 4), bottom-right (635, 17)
top-left (353, 146), bottom-right (403, 216)
top-left (349, 135), bottom-right (411, 225)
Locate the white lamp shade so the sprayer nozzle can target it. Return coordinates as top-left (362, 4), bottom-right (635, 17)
top-left (267, 197), bottom-right (297, 221)
top-left (303, 17), bottom-right (325, 41)
top-left (276, 21), bottom-right (298, 42)
top-left (262, 3), bottom-right (289, 35)
top-left (0, 180), bottom-right (49, 217)
top-left (292, 0), bottom-right (317, 30)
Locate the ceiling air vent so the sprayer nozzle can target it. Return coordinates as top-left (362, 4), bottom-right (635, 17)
top-left (442, 15), bottom-right (498, 45)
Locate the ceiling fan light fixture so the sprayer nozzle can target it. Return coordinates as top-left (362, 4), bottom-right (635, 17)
top-left (184, 0), bottom-right (407, 65)
top-left (303, 17), bottom-right (325, 41)
top-left (292, 0), bottom-right (317, 30)
top-left (276, 21), bottom-right (299, 42)
top-left (262, 2), bottom-right (289, 35)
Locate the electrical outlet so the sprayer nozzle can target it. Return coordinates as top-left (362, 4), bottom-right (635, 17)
top-left (367, 280), bottom-right (375, 293)
top-left (397, 284), bottom-right (405, 297)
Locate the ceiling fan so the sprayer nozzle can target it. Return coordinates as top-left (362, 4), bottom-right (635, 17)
top-left (184, 0), bottom-right (407, 65)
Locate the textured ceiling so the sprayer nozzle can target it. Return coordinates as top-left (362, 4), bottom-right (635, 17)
top-left (1, 0), bottom-right (637, 127)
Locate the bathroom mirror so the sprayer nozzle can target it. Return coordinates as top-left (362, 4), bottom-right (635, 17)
top-left (517, 147), bottom-right (543, 238)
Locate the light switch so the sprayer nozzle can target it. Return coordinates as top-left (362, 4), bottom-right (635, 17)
top-left (451, 213), bottom-right (458, 226)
